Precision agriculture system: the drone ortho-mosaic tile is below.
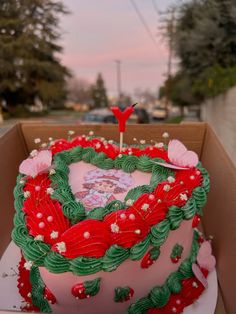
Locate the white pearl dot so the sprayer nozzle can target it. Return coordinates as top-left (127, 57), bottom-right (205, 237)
top-left (120, 213), bottom-right (126, 219)
top-left (134, 229), bottom-right (141, 235)
top-left (83, 231), bottom-right (90, 239)
top-left (149, 194), bottom-right (155, 200)
top-left (47, 216), bottom-right (53, 222)
top-left (157, 199), bottom-right (162, 203)
top-left (172, 307), bottom-right (177, 313)
top-left (35, 186), bottom-right (41, 191)
top-left (129, 214), bottom-right (135, 220)
top-left (36, 212), bottom-right (43, 219)
top-left (176, 299), bottom-right (181, 305)
top-left (190, 175), bottom-right (195, 180)
top-left (39, 222), bottom-right (45, 229)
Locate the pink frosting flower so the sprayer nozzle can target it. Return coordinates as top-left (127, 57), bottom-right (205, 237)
top-left (19, 150), bottom-right (52, 178)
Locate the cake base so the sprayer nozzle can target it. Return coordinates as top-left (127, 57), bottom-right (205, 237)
top-left (0, 241), bottom-right (217, 313)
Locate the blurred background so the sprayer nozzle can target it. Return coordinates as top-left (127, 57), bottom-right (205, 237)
top-left (0, 0), bottom-right (235, 163)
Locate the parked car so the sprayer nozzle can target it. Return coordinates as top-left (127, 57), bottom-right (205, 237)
top-left (82, 107), bottom-right (150, 124)
top-left (152, 106), bottom-right (167, 120)
top-left (82, 108), bottom-right (117, 124)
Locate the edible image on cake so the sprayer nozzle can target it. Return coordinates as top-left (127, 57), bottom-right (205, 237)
top-left (74, 169), bottom-right (134, 211)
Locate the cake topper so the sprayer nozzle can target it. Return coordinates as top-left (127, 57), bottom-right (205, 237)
top-left (154, 139), bottom-right (199, 170)
top-left (111, 104), bottom-right (137, 151)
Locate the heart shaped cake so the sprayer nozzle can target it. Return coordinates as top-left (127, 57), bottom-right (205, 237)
top-left (12, 132), bottom-right (215, 313)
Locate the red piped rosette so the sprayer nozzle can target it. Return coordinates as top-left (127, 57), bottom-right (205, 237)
top-left (21, 136), bottom-right (203, 259)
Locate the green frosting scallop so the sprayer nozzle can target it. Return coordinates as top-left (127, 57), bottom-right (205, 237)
top-left (23, 241), bottom-right (50, 266)
top-left (56, 150), bottom-right (72, 164)
top-left (167, 206), bottom-right (183, 230)
top-left (44, 252), bottom-right (70, 273)
top-left (166, 271), bottom-right (183, 293)
top-left (136, 155), bottom-right (153, 172)
top-left (62, 201), bottom-right (85, 224)
top-left (149, 164), bottom-right (173, 187)
top-left (130, 234), bottom-right (151, 260)
top-left (13, 210), bottom-right (25, 226)
top-left (11, 225), bottom-right (29, 248)
top-left (182, 198), bottom-right (197, 219)
top-left (87, 200), bottom-right (124, 220)
top-left (127, 297), bottom-right (154, 314)
top-left (69, 257), bottom-right (103, 276)
top-left (178, 259), bottom-right (194, 278)
top-left (124, 185), bottom-right (151, 203)
top-left (91, 152), bottom-right (107, 165)
top-left (102, 245), bottom-right (130, 272)
top-left (122, 156), bottom-right (139, 173)
top-left (192, 187), bottom-right (207, 211)
top-left (96, 157), bottom-right (114, 170)
top-left (69, 146), bottom-right (83, 162)
top-left (114, 154), bottom-right (128, 169)
top-left (150, 284), bottom-right (171, 308)
top-left (82, 147), bottom-right (97, 163)
top-left (151, 219), bottom-right (170, 247)
top-left (30, 266), bottom-right (51, 313)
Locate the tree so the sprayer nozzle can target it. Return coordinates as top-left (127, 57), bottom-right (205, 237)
top-left (161, 0), bottom-right (236, 104)
top-left (67, 77), bottom-right (92, 105)
top-left (91, 73), bottom-right (109, 108)
top-left (0, 0), bottom-right (70, 110)
top-left (173, 0), bottom-right (236, 76)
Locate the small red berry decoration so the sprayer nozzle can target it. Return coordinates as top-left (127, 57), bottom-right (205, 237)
top-left (114, 286), bottom-right (134, 302)
top-left (44, 287), bottom-right (57, 304)
top-left (71, 278), bottom-right (101, 300)
top-left (141, 247), bottom-right (160, 269)
top-left (171, 256), bottom-right (180, 264)
top-left (192, 214), bottom-right (201, 228)
top-left (170, 244), bottom-right (183, 264)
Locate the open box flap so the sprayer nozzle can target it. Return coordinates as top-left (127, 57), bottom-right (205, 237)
top-left (0, 124), bottom-right (28, 257)
top-left (201, 125), bottom-right (236, 314)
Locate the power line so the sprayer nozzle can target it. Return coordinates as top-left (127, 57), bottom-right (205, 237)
top-left (129, 0), bottom-right (159, 48)
top-left (152, 0), bottom-right (159, 16)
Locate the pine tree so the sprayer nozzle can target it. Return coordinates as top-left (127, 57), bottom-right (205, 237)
top-left (0, 0), bottom-right (70, 110)
top-left (91, 73), bottom-right (109, 108)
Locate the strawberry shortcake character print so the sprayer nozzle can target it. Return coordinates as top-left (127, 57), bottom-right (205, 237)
top-left (75, 169), bottom-right (133, 212)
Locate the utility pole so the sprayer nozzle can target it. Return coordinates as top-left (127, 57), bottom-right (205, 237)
top-left (158, 8), bottom-right (176, 120)
top-left (115, 60), bottom-right (122, 105)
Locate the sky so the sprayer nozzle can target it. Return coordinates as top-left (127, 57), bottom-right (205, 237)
top-left (60, 0), bottom-right (175, 96)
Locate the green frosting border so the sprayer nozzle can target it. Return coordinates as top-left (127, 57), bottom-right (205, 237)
top-left (126, 231), bottom-right (200, 313)
top-left (27, 230), bottom-right (200, 313)
top-left (12, 144), bottom-right (210, 276)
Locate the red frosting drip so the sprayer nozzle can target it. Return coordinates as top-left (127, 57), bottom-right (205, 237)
top-left (51, 219), bottom-right (112, 258)
top-left (104, 208), bottom-right (150, 248)
top-left (17, 255), bottom-right (40, 312)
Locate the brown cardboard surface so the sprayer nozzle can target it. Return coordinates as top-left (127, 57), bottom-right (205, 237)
top-left (0, 124), bottom-right (28, 256)
top-left (0, 122), bottom-right (234, 314)
top-left (201, 126), bottom-right (236, 314)
top-left (21, 122), bottom-right (206, 156)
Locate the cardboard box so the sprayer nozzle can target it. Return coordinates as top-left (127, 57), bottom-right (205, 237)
top-left (0, 122), bottom-right (235, 314)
